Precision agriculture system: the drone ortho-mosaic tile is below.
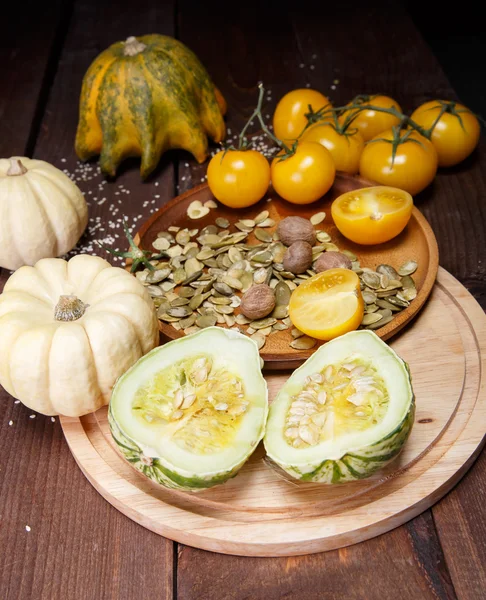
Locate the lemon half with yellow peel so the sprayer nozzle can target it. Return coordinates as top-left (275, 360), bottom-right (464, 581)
top-left (289, 268), bottom-right (364, 341)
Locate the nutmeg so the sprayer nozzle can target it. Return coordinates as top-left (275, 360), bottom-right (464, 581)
top-left (276, 216), bottom-right (316, 246)
top-left (314, 251), bottom-right (352, 272)
top-left (283, 241), bottom-right (313, 274)
top-left (240, 284), bottom-right (276, 320)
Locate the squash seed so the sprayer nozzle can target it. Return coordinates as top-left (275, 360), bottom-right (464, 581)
top-left (167, 306), bottom-right (193, 318)
top-left (316, 231), bottom-right (332, 243)
top-left (377, 264), bottom-right (400, 279)
top-left (398, 287), bottom-right (417, 301)
top-left (251, 333), bottom-right (266, 349)
top-left (254, 228), bottom-right (273, 243)
top-left (152, 237), bottom-right (171, 251)
top-left (196, 314), bottom-right (217, 329)
top-left (290, 336), bottom-right (317, 350)
top-left (398, 260), bottom-right (418, 276)
top-left (179, 314), bottom-right (196, 329)
top-left (361, 313), bottom-right (383, 326)
top-left (251, 317), bottom-right (277, 329)
top-left (365, 315), bottom-right (394, 330)
top-left (214, 217), bottom-right (229, 228)
top-left (257, 218), bottom-right (275, 228)
top-left (310, 212), bottom-right (326, 225)
top-left (361, 272), bottom-right (381, 289)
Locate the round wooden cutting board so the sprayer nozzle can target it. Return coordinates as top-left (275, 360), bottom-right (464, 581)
top-left (60, 268), bottom-right (486, 557)
top-left (134, 175), bottom-right (439, 369)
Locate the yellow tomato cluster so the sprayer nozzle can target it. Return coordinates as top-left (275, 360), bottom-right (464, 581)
top-left (207, 88), bottom-right (480, 212)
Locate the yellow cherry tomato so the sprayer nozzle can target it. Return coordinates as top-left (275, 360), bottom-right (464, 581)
top-left (289, 269), bottom-right (364, 341)
top-left (410, 100), bottom-right (480, 167)
top-left (301, 122), bottom-right (365, 174)
top-left (207, 149), bottom-right (270, 208)
top-left (331, 186), bottom-right (413, 245)
top-left (341, 95), bottom-right (402, 141)
top-left (271, 142), bottom-right (336, 205)
top-left (359, 129), bottom-right (438, 196)
top-left (273, 89), bottom-right (331, 141)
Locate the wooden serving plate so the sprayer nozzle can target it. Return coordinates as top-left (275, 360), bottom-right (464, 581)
top-left (135, 174), bottom-right (439, 369)
top-left (60, 268), bottom-right (486, 557)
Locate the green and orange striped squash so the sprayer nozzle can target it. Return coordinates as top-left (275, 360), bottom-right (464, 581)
top-left (75, 35), bottom-right (226, 178)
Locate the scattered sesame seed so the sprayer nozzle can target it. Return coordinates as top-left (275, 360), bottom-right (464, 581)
top-left (25, 525), bottom-right (31, 532)
top-left (299, 63), bottom-right (305, 68)
top-left (331, 85), bottom-right (336, 90)
top-left (29, 414), bottom-right (36, 419)
top-left (8, 420), bottom-right (13, 426)
top-left (310, 65), bottom-right (315, 70)
top-left (51, 417), bottom-right (56, 422)
top-left (333, 79), bottom-right (340, 84)
top-left (14, 400), bottom-right (20, 404)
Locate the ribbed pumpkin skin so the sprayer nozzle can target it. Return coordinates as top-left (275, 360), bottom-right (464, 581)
top-left (75, 35), bottom-right (226, 178)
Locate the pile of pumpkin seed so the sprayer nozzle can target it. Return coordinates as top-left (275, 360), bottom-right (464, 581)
top-left (133, 209), bottom-right (418, 352)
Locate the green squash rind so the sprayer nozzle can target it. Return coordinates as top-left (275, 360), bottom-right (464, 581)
top-left (108, 404), bottom-right (244, 491)
top-left (267, 395), bottom-right (415, 484)
top-left (264, 333), bottom-right (415, 484)
top-left (108, 327), bottom-right (268, 492)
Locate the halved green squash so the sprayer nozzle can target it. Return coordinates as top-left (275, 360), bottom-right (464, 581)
top-left (109, 327), bottom-right (267, 491)
top-left (264, 330), bottom-right (414, 483)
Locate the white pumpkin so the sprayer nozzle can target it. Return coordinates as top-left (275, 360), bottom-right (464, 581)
top-left (0, 157), bottom-right (88, 270)
top-left (0, 255), bottom-right (159, 416)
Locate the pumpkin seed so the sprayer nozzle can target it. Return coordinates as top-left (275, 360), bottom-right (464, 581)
top-left (146, 268), bottom-right (171, 283)
top-left (184, 325), bottom-right (200, 335)
top-left (156, 301), bottom-right (170, 317)
top-left (187, 201), bottom-right (210, 220)
top-left (387, 295), bottom-right (409, 308)
top-left (215, 217), bottom-right (230, 228)
top-left (179, 314), bottom-right (196, 329)
top-left (196, 314), bottom-right (217, 329)
top-left (210, 296), bottom-right (232, 305)
top-left (365, 315), bottom-right (394, 330)
top-left (253, 267), bottom-right (270, 284)
top-left (361, 313), bottom-right (383, 326)
top-left (204, 200), bottom-right (218, 209)
top-left (223, 275), bottom-right (243, 290)
top-left (189, 294), bottom-right (205, 310)
top-left (323, 242), bottom-right (340, 252)
top-left (377, 308), bottom-right (393, 319)
top-left (254, 228), bottom-right (273, 243)
top-left (254, 210), bottom-right (269, 224)
top-left (178, 286), bottom-right (196, 298)
top-left (290, 336), bottom-right (317, 350)
top-left (236, 314), bottom-right (251, 325)
top-left (147, 285), bottom-right (164, 297)
top-left (159, 313), bottom-right (180, 323)
top-left (398, 260), bottom-right (418, 276)
top-left (271, 305), bottom-right (289, 319)
top-left (257, 218), bottom-right (275, 228)
top-left (251, 317), bottom-right (277, 329)
top-left (316, 231), bottom-right (332, 243)
top-left (167, 306), bottom-right (193, 318)
top-left (213, 282), bottom-right (233, 296)
top-left (398, 287), bottom-right (417, 302)
top-left (251, 333), bottom-right (266, 349)
top-left (401, 275), bottom-right (416, 289)
top-left (361, 272), bottom-right (381, 289)
top-left (376, 299), bottom-right (401, 312)
top-left (213, 305), bottom-right (234, 315)
top-left (310, 212), bottom-right (326, 225)
top-left (272, 322), bottom-right (289, 331)
top-left (361, 290), bottom-right (377, 304)
top-left (185, 257), bottom-right (202, 276)
top-left (152, 237), bottom-right (170, 251)
top-left (376, 264), bottom-right (400, 279)
top-left (365, 303), bottom-right (379, 313)
top-left (223, 314), bottom-right (236, 327)
top-left (341, 249), bottom-right (357, 261)
top-left (176, 230), bottom-right (190, 245)
top-left (171, 297), bottom-right (190, 307)
top-left (291, 328), bottom-right (305, 339)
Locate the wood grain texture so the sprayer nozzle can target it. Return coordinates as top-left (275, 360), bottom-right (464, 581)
top-left (59, 268), bottom-right (486, 557)
top-left (0, 0), bottom-right (485, 596)
top-left (135, 176), bottom-right (438, 368)
top-left (0, 0), bottom-right (177, 598)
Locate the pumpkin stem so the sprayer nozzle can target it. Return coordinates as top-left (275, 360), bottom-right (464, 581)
top-left (7, 158), bottom-right (28, 176)
top-left (54, 295), bottom-right (89, 322)
top-left (124, 36), bottom-right (147, 56)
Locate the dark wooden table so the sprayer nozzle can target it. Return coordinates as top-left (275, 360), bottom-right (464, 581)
top-left (1, 1), bottom-right (485, 598)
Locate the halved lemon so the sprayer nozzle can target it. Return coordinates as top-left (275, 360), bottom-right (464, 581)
top-left (331, 186), bottom-right (413, 245)
top-left (289, 268), bottom-right (364, 341)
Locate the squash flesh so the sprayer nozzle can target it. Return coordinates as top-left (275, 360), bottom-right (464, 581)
top-left (264, 331), bottom-right (414, 483)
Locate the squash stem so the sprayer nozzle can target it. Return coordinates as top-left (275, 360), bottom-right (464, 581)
top-left (7, 158), bottom-right (28, 176)
top-left (54, 295), bottom-right (89, 321)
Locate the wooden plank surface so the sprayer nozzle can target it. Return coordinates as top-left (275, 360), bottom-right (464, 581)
top-left (0, 0), bottom-right (485, 597)
top-left (0, 1), bottom-right (177, 598)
